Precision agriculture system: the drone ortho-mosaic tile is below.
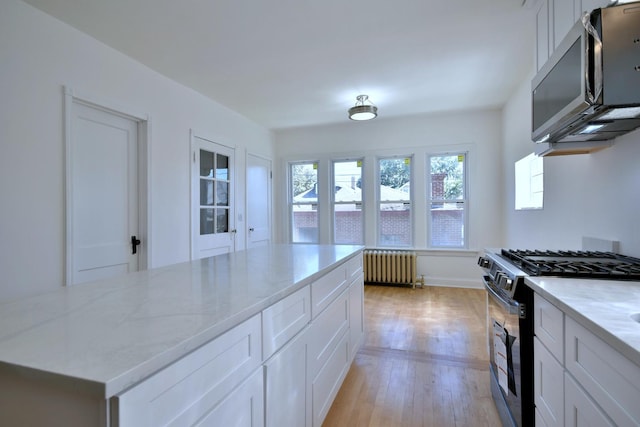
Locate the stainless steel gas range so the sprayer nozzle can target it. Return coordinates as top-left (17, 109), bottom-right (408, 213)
top-left (477, 249), bottom-right (640, 427)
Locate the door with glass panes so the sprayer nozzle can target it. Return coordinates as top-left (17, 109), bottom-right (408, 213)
top-left (191, 135), bottom-right (235, 259)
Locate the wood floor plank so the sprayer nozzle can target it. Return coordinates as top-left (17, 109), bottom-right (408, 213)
top-left (322, 284), bottom-right (501, 427)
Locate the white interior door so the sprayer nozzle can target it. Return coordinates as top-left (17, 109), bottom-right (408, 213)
top-left (191, 135), bottom-right (236, 259)
top-left (69, 101), bottom-right (139, 285)
top-left (247, 154), bottom-right (271, 248)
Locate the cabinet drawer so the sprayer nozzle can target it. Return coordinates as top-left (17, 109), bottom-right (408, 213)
top-left (565, 317), bottom-right (640, 426)
top-left (311, 263), bottom-right (348, 318)
top-left (192, 367), bottom-right (264, 427)
top-left (311, 329), bottom-right (350, 427)
top-left (534, 293), bottom-right (564, 362)
top-left (564, 373), bottom-right (615, 427)
top-left (534, 337), bottom-right (564, 427)
top-left (345, 254), bottom-right (363, 282)
top-left (116, 314), bottom-right (262, 427)
top-left (308, 289), bottom-right (349, 378)
top-left (262, 285), bottom-right (311, 359)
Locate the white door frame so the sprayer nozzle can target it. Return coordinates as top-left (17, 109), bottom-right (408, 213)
top-left (189, 129), bottom-right (236, 260)
top-left (63, 86), bottom-right (151, 286)
top-left (245, 152), bottom-right (273, 248)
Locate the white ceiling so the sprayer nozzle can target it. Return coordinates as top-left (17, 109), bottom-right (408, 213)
top-left (23, 0), bottom-right (536, 130)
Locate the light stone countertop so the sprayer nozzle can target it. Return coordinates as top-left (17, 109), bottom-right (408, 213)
top-left (0, 244), bottom-right (363, 399)
top-left (525, 276), bottom-right (640, 367)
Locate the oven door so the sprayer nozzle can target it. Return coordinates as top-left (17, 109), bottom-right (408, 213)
top-left (484, 276), bottom-right (523, 427)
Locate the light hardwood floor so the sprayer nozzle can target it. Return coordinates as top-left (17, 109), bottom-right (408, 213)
top-left (322, 284), bottom-right (501, 427)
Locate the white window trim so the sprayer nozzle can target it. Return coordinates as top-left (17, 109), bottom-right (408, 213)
top-left (426, 152), bottom-right (469, 249)
top-left (330, 158), bottom-right (365, 245)
top-left (376, 155), bottom-right (414, 248)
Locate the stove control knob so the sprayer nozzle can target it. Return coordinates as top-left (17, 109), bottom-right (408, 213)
top-left (477, 257), bottom-right (490, 268)
top-left (504, 278), bottom-right (513, 291)
top-left (495, 272), bottom-right (505, 288)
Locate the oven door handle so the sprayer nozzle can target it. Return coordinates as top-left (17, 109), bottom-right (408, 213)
top-left (483, 276), bottom-right (520, 315)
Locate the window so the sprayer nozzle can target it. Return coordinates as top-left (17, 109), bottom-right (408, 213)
top-left (332, 159), bottom-right (363, 244)
top-left (290, 162), bottom-right (318, 243)
top-left (378, 157), bottom-right (412, 246)
top-left (515, 153), bottom-right (543, 210)
top-left (199, 150), bottom-right (230, 235)
top-left (427, 153), bottom-right (467, 248)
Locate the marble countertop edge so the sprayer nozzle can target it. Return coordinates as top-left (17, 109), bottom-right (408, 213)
top-left (525, 277), bottom-right (640, 367)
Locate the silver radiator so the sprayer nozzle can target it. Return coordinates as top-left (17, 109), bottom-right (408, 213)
top-left (363, 249), bottom-right (423, 288)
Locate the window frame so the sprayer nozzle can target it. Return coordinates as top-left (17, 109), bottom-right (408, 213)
top-left (376, 155), bottom-right (414, 248)
top-left (426, 151), bottom-right (469, 249)
top-left (331, 158), bottom-right (365, 245)
top-left (288, 160), bottom-right (320, 243)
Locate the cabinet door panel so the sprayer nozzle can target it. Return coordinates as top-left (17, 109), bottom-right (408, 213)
top-left (565, 373), bottom-right (615, 427)
top-left (194, 368), bottom-right (264, 427)
top-left (565, 317), bottom-right (640, 426)
top-left (534, 292), bottom-right (564, 361)
top-left (308, 290), bottom-right (349, 378)
top-left (116, 314), bottom-right (262, 427)
top-left (534, 337), bottom-right (564, 427)
top-left (348, 274), bottom-right (364, 360)
top-left (553, 0), bottom-right (576, 49)
top-left (536, 0), bottom-right (551, 70)
top-left (265, 328), bottom-right (310, 427)
top-left (262, 285), bottom-right (310, 359)
top-left (311, 332), bottom-right (350, 427)
top-left (311, 265), bottom-right (347, 318)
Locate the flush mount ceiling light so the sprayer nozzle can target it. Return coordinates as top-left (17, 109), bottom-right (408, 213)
top-left (348, 95), bottom-right (378, 121)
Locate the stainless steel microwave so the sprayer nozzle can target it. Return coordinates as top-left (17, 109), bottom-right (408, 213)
top-left (532, 3), bottom-right (640, 146)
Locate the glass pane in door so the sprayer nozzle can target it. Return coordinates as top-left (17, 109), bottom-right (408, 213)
top-left (216, 209), bottom-right (228, 233)
top-left (216, 154), bottom-right (229, 180)
top-left (200, 180), bottom-right (214, 205)
top-left (200, 150), bottom-right (214, 177)
top-left (200, 208), bottom-right (214, 235)
top-left (216, 181), bottom-right (229, 206)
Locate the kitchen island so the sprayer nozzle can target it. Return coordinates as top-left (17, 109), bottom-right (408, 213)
top-left (0, 244), bottom-right (364, 426)
top-left (525, 277), bottom-right (640, 426)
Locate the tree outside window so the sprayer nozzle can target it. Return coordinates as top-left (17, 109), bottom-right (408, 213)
top-left (428, 154), bottom-right (467, 248)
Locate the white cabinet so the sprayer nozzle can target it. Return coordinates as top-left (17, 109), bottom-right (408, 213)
top-left (264, 253), bottom-right (364, 427)
top-left (535, 0), bottom-right (610, 70)
top-left (262, 285), bottom-right (311, 360)
top-left (310, 329), bottom-right (350, 426)
top-left (534, 292), bottom-right (564, 361)
top-left (533, 293), bottom-right (564, 427)
top-left (264, 327), bottom-right (310, 427)
top-left (116, 314), bottom-right (262, 427)
top-left (536, 0), bottom-right (551, 70)
top-left (552, 0), bottom-right (576, 50)
top-left (564, 373), bottom-right (615, 427)
top-left (565, 317), bottom-right (640, 426)
top-left (195, 368), bottom-right (264, 427)
top-left (534, 292), bottom-right (640, 427)
top-left (534, 337), bottom-right (564, 427)
top-left (348, 273), bottom-right (364, 360)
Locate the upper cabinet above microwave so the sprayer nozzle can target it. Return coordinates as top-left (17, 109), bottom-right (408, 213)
top-left (535, 0), bottom-right (609, 71)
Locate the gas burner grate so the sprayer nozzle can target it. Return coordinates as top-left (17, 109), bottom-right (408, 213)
top-left (500, 249), bottom-right (640, 280)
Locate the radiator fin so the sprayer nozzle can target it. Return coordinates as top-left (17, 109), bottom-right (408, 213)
top-left (363, 250), bottom-right (417, 287)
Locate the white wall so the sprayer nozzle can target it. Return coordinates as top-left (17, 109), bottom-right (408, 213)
top-left (502, 71), bottom-right (640, 257)
top-left (274, 110), bottom-right (505, 288)
top-left (0, 0), bottom-right (274, 301)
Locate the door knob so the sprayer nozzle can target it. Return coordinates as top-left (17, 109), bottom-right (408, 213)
top-left (249, 228), bottom-right (255, 232)
top-left (131, 235), bottom-right (141, 254)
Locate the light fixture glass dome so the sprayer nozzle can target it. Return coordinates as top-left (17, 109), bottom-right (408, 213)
top-left (348, 95), bottom-right (378, 121)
